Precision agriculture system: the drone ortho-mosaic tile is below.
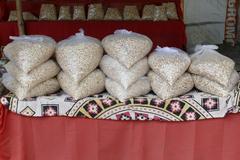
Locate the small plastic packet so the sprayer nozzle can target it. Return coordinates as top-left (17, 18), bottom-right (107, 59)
top-left (73, 5), bottom-right (86, 20)
top-left (39, 4), bottom-right (57, 20)
top-left (58, 6), bottom-right (72, 20)
top-left (8, 10), bottom-right (38, 21)
top-left (104, 8), bottom-right (122, 20)
top-left (87, 3), bottom-right (104, 20)
top-left (142, 4), bottom-right (155, 20)
top-left (163, 2), bottom-right (179, 20)
top-left (123, 5), bottom-right (140, 20)
top-left (153, 5), bottom-right (168, 21)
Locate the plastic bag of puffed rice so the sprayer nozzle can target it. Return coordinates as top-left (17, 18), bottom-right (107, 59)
top-left (102, 29), bottom-right (153, 68)
top-left (73, 5), bottom-right (86, 20)
top-left (2, 73), bottom-right (60, 100)
top-left (148, 46), bottom-right (191, 86)
top-left (58, 69), bottom-right (105, 100)
top-left (100, 55), bottom-right (149, 89)
top-left (163, 2), bottom-right (179, 20)
top-left (189, 45), bottom-right (235, 87)
top-left (142, 4), bottom-right (155, 20)
top-left (153, 5), bottom-right (168, 21)
top-left (39, 4), bottom-right (57, 20)
top-left (104, 8), bottom-right (122, 20)
top-left (58, 6), bottom-right (72, 20)
top-left (5, 60), bottom-right (60, 89)
top-left (123, 5), bottom-right (140, 20)
top-left (56, 29), bottom-right (103, 82)
top-left (4, 35), bottom-right (56, 73)
top-left (148, 71), bottom-right (194, 100)
top-left (8, 10), bottom-right (38, 21)
top-left (105, 77), bottom-right (151, 102)
top-left (193, 70), bottom-right (240, 97)
top-left (87, 3), bottom-right (104, 20)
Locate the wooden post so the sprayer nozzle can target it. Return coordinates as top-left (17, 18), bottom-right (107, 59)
top-left (16, 0), bottom-right (25, 35)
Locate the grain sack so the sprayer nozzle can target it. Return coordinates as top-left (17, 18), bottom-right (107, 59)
top-left (102, 29), bottom-right (153, 68)
top-left (142, 4), bottom-right (155, 20)
top-left (58, 69), bottom-right (105, 100)
top-left (104, 8), bottom-right (122, 20)
top-left (153, 5), bottom-right (168, 21)
top-left (189, 45), bottom-right (235, 87)
top-left (39, 4), bottom-right (57, 20)
top-left (56, 29), bottom-right (103, 82)
top-left (148, 71), bottom-right (194, 100)
top-left (100, 55), bottom-right (149, 89)
top-left (73, 5), bottom-right (86, 20)
top-left (4, 35), bottom-right (56, 73)
top-left (58, 6), bottom-right (71, 20)
top-left (163, 2), bottom-right (179, 20)
top-left (8, 10), bottom-right (38, 21)
top-left (2, 73), bottom-right (60, 100)
top-left (5, 60), bottom-right (60, 89)
top-left (87, 3), bottom-right (104, 20)
top-left (193, 70), bottom-right (240, 97)
top-left (123, 5), bottom-right (140, 20)
top-left (148, 46), bottom-right (191, 85)
top-left (105, 77), bottom-right (151, 102)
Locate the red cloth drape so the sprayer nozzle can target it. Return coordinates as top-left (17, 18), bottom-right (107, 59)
top-left (1, 105), bottom-right (240, 160)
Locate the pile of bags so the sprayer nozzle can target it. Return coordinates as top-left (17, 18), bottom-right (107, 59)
top-left (100, 29), bottom-right (152, 101)
top-left (148, 46), bottom-right (194, 100)
top-left (56, 30), bottom-right (105, 100)
top-left (3, 35), bottom-right (60, 100)
top-left (189, 45), bottom-right (239, 97)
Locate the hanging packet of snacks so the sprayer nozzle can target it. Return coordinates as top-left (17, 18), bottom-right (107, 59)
top-left (39, 4), bottom-right (57, 20)
top-left (123, 5), bottom-right (140, 20)
top-left (153, 5), bottom-right (168, 21)
top-left (73, 5), bottom-right (86, 20)
top-left (8, 11), bottom-right (38, 21)
top-left (163, 2), bottom-right (179, 20)
top-left (56, 29), bottom-right (103, 82)
top-left (142, 4), bottom-right (155, 20)
top-left (148, 46), bottom-right (191, 85)
top-left (4, 35), bottom-right (56, 73)
top-left (102, 29), bottom-right (153, 68)
top-left (104, 8), bottom-right (122, 20)
top-left (189, 45), bottom-right (235, 87)
top-left (148, 71), bottom-right (194, 100)
top-left (58, 6), bottom-right (72, 20)
top-left (87, 3), bottom-right (104, 20)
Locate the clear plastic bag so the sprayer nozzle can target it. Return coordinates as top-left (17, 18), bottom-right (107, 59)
top-left (142, 4), bottom-right (155, 20)
top-left (100, 55), bottom-right (149, 89)
top-left (163, 2), bottom-right (179, 20)
top-left (4, 35), bottom-right (56, 73)
top-left (148, 46), bottom-right (191, 85)
top-left (8, 10), bottom-right (38, 21)
top-left (105, 77), bottom-right (151, 102)
top-left (102, 29), bottom-right (153, 68)
top-left (2, 73), bottom-right (60, 100)
top-left (73, 5), bottom-right (86, 20)
top-left (5, 60), bottom-right (60, 89)
top-left (123, 5), bottom-right (140, 20)
top-left (87, 3), bottom-right (104, 20)
top-left (148, 71), bottom-right (194, 100)
top-left (58, 69), bottom-right (105, 100)
top-left (104, 8), bottom-right (122, 20)
top-left (39, 4), bottom-right (57, 20)
top-left (56, 29), bottom-right (103, 82)
top-left (58, 6), bottom-right (72, 20)
top-left (153, 5), bottom-right (168, 21)
top-left (193, 70), bottom-right (239, 97)
top-left (189, 45), bottom-right (235, 87)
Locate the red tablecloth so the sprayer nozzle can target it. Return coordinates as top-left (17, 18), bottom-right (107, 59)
top-left (1, 105), bottom-right (240, 160)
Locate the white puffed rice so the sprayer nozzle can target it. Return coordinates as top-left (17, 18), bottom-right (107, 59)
top-left (142, 4), bottom-right (155, 20)
top-left (153, 5), bottom-right (168, 21)
top-left (100, 55), bottom-right (149, 89)
top-left (58, 6), bottom-right (72, 20)
top-left (148, 71), bottom-right (194, 100)
top-left (102, 29), bottom-right (153, 68)
top-left (163, 2), bottom-right (179, 20)
top-left (4, 35), bottom-right (56, 73)
top-left (56, 29), bottom-right (103, 82)
top-left (87, 3), bottom-right (104, 20)
top-left (2, 73), bottom-right (60, 100)
top-left (39, 4), bottom-right (57, 20)
top-left (8, 10), bottom-right (38, 21)
top-left (73, 5), bottom-right (86, 20)
top-left (123, 5), bottom-right (140, 20)
top-left (58, 69), bottom-right (105, 100)
top-left (105, 77), bottom-right (151, 102)
top-left (189, 45), bottom-right (235, 87)
top-left (5, 60), bottom-right (60, 89)
top-left (104, 8), bottom-right (122, 20)
top-left (193, 70), bottom-right (239, 97)
top-left (148, 46), bottom-right (191, 85)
